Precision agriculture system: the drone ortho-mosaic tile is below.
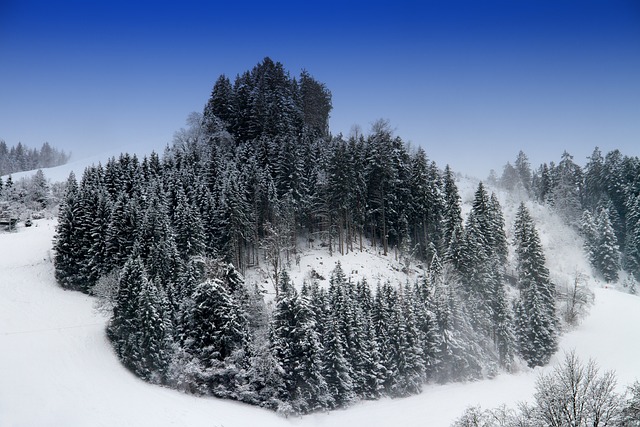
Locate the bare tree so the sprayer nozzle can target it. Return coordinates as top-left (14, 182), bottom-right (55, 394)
top-left (533, 351), bottom-right (622, 427)
top-left (452, 352), bottom-right (625, 427)
top-left (557, 271), bottom-right (594, 326)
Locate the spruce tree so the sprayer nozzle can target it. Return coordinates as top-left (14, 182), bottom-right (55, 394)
top-left (53, 172), bottom-right (83, 290)
top-left (593, 208), bottom-right (621, 282)
top-left (108, 257), bottom-right (172, 382)
top-left (513, 203), bottom-right (558, 367)
top-left (269, 271), bottom-right (329, 413)
top-left (442, 165), bottom-right (463, 263)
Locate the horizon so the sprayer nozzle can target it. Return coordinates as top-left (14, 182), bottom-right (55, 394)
top-left (1, 0), bottom-right (639, 178)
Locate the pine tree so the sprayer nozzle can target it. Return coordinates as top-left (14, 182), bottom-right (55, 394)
top-left (513, 203), bottom-right (558, 367)
top-left (181, 277), bottom-right (251, 394)
top-left (171, 185), bottom-right (206, 261)
top-left (322, 311), bottom-right (355, 408)
top-left (203, 74), bottom-right (236, 134)
top-left (442, 165), bottom-right (463, 261)
top-left (550, 151), bottom-right (583, 225)
top-left (409, 148), bottom-right (444, 260)
top-left (105, 192), bottom-right (140, 269)
top-left (624, 194), bottom-right (640, 280)
top-left (53, 172), bottom-right (83, 290)
top-left (514, 150), bottom-right (532, 195)
top-left (584, 147), bottom-right (606, 210)
top-left (353, 279), bottom-right (384, 399)
top-left (593, 208), bottom-right (621, 282)
top-left (108, 257), bottom-right (172, 382)
top-left (414, 270), bottom-right (443, 379)
top-left (269, 271), bottom-right (330, 413)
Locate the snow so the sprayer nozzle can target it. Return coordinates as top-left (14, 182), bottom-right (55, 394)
top-left (2, 152), bottom-right (122, 183)
top-left (1, 174), bottom-right (639, 427)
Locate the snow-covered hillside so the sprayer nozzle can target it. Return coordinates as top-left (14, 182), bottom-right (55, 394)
top-left (1, 173), bottom-right (639, 426)
top-left (2, 152), bottom-right (120, 183)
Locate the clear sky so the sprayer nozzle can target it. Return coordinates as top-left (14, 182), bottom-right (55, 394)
top-left (1, 0), bottom-right (639, 178)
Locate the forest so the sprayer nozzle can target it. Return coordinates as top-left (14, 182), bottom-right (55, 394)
top-left (51, 58), bottom-right (640, 415)
top-left (0, 140), bottom-right (70, 176)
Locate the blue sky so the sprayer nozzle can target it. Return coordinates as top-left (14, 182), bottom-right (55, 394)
top-left (1, 0), bottom-right (639, 177)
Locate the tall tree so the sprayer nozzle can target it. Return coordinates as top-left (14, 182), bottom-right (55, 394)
top-left (269, 271), bottom-right (330, 413)
top-left (513, 203), bottom-right (558, 367)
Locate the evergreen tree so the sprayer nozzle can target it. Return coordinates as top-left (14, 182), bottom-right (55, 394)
top-left (409, 148), bottom-right (444, 260)
top-left (53, 173), bottom-right (83, 290)
top-left (593, 208), bottom-right (621, 282)
top-left (353, 279), bottom-right (384, 399)
top-left (414, 270), bottom-right (443, 379)
top-left (108, 257), bottom-right (172, 382)
top-left (514, 150), bottom-right (532, 195)
top-left (584, 147), bottom-right (606, 210)
top-left (181, 277), bottom-right (251, 394)
top-left (624, 194), bottom-right (640, 280)
top-left (513, 203), bottom-right (558, 367)
top-left (171, 185), bottom-right (206, 261)
top-left (322, 311), bottom-right (355, 408)
top-left (442, 165), bottom-right (463, 260)
top-left (269, 271), bottom-right (330, 413)
top-left (550, 151), bottom-right (583, 225)
top-left (105, 192), bottom-right (140, 269)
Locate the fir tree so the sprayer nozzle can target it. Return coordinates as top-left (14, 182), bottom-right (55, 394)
top-left (53, 173), bottom-right (83, 290)
top-left (513, 203), bottom-right (558, 367)
top-left (108, 257), bottom-right (172, 382)
top-left (269, 271), bottom-right (330, 413)
top-left (593, 208), bottom-right (621, 282)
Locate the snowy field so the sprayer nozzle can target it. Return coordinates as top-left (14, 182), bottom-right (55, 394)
top-left (1, 216), bottom-right (639, 427)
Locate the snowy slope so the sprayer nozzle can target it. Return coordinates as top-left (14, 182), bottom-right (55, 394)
top-left (2, 151), bottom-right (128, 183)
top-left (1, 205), bottom-right (639, 426)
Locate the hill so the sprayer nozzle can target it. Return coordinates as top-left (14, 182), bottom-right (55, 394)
top-left (1, 173), bottom-right (639, 426)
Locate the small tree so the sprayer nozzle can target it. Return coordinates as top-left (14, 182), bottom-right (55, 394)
top-left (532, 351), bottom-right (622, 427)
top-left (558, 271), bottom-right (594, 326)
top-left (452, 352), bottom-right (625, 427)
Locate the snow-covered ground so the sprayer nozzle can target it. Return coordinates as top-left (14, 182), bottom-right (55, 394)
top-left (1, 212), bottom-right (639, 426)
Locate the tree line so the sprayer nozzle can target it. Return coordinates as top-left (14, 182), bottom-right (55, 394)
top-left (53, 58), bottom-right (561, 414)
top-left (0, 140), bottom-right (70, 176)
top-left (497, 149), bottom-right (640, 288)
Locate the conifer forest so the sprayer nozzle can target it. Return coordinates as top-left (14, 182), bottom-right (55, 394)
top-left (52, 58), bottom-right (640, 415)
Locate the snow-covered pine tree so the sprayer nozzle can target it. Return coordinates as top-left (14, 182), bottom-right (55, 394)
top-left (53, 172), bottom-right (83, 290)
top-left (409, 148), bottom-right (444, 260)
top-left (171, 184), bottom-right (206, 261)
top-left (181, 277), bottom-right (251, 396)
top-left (513, 203), bottom-right (558, 367)
top-left (583, 147), bottom-right (606, 211)
top-left (514, 150), bottom-right (532, 195)
top-left (105, 192), bottom-right (140, 269)
top-left (593, 207), bottom-right (621, 282)
top-left (413, 271), bottom-right (443, 380)
top-left (624, 194), bottom-right (640, 280)
top-left (322, 309), bottom-right (354, 408)
top-left (550, 151), bottom-right (583, 225)
top-left (353, 278), bottom-right (384, 399)
top-left (269, 271), bottom-right (329, 414)
top-left (108, 257), bottom-right (172, 382)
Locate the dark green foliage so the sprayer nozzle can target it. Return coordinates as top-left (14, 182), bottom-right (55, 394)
top-left (269, 271), bottom-right (330, 413)
top-left (513, 203), bottom-right (558, 367)
top-left (108, 257), bottom-right (172, 382)
top-left (53, 173), bottom-right (82, 290)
